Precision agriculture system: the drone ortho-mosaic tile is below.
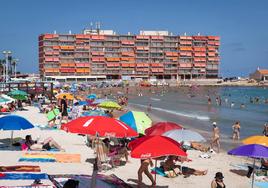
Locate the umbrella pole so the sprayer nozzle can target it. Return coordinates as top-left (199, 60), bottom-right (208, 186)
top-left (251, 159), bottom-right (255, 188)
top-left (154, 159), bottom-right (157, 188)
top-left (10, 131), bottom-right (14, 145)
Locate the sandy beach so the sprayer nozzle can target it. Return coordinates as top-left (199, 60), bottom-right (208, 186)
top-left (0, 104), bottom-right (259, 188)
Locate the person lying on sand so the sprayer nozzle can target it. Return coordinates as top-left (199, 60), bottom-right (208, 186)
top-left (25, 135), bottom-right (65, 151)
top-left (161, 156), bottom-right (207, 177)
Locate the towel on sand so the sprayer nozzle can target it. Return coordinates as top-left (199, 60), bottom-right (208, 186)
top-left (0, 165), bottom-right (41, 172)
top-left (19, 153), bottom-right (81, 163)
top-left (0, 173), bottom-right (48, 180)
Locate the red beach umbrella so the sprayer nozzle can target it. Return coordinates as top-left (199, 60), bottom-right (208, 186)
top-left (61, 116), bottom-right (138, 138)
top-left (145, 122), bottom-right (183, 136)
top-left (129, 135), bottom-right (187, 158)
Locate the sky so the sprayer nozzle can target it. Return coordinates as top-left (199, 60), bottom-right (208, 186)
top-left (0, 0), bottom-right (267, 77)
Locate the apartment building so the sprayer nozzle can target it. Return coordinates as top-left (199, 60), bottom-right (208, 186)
top-left (38, 30), bottom-right (220, 81)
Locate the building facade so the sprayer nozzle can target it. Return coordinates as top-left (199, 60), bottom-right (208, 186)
top-left (38, 30), bottom-right (220, 81)
top-left (250, 69), bottom-right (268, 81)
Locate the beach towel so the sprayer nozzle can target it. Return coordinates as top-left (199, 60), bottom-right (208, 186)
top-left (19, 153), bottom-right (81, 163)
top-left (151, 167), bottom-right (167, 177)
top-left (0, 165), bottom-right (41, 172)
top-left (255, 182), bottom-right (268, 188)
top-left (49, 174), bottom-right (131, 188)
top-left (0, 173), bottom-right (48, 180)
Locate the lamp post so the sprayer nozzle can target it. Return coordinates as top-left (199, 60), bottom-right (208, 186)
top-left (3, 51), bottom-right (12, 82)
top-left (12, 59), bottom-right (19, 78)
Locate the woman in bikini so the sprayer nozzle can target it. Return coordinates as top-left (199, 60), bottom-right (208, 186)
top-left (25, 135), bottom-right (64, 151)
top-left (137, 158), bottom-right (155, 187)
top-left (232, 121), bottom-right (241, 140)
top-left (211, 122), bottom-right (220, 153)
top-left (211, 172), bottom-right (225, 188)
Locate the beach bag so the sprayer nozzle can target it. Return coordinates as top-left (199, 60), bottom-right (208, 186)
top-left (165, 170), bottom-right (177, 178)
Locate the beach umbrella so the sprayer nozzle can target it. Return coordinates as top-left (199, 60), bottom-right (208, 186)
top-left (91, 99), bottom-right (108, 105)
top-left (82, 110), bottom-right (108, 117)
top-left (129, 135), bottom-right (187, 187)
top-left (7, 90), bottom-right (27, 96)
top-left (119, 111), bottom-right (152, 134)
top-left (98, 101), bottom-right (121, 110)
top-left (0, 115), bottom-right (34, 144)
top-left (55, 93), bottom-right (74, 100)
top-left (145, 122), bottom-right (183, 136)
top-left (242, 136), bottom-right (268, 147)
top-left (10, 95), bottom-right (27, 100)
top-left (87, 94), bottom-right (97, 99)
top-left (61, 116), bottom-right (138, 138)
top-left (163, 129), bottom-right (206, 143)
top-left (228, 144), bottom-right (268, 188)
top-left (129, 135), bottom-right (187, 158)
top-left (78, 101), bottom-right (88, 106)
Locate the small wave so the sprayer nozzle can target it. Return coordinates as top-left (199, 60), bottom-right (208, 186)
top-left (150, 98), bottom-right (161, 101)
top-left (130, 103), bottom-right (210, 121)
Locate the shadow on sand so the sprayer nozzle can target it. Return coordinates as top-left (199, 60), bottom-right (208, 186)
top-left (0, 138), bottom-right (22, 151)
top-left (127, 178), bottom-right (169, 188)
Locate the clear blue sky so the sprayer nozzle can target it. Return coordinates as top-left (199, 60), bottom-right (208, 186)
top-left (0, 0), bottom-right (267, 77)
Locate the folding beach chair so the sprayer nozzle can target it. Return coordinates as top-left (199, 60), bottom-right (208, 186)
top-left (94, 140), bottom-right (119, 172)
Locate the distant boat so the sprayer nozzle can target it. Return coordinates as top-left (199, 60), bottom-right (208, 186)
top-left (150, 97), bottom-right (161, 101)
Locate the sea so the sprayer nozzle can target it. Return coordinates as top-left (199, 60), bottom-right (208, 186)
top-left (128, 86), bottom-right (268, 150)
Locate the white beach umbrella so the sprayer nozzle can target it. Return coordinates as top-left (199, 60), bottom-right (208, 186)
top-left (163, 129), bottom-right (206, 143)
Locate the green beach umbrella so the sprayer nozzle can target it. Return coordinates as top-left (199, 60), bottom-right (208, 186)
top-left (10, 95), bottom-right (27, 100)
top-left (8, 90), bottom-right (27, 96)
top-left (119, 111), bottom-right (152, 134)
top-left (98, 101), bottom-right (121, 109)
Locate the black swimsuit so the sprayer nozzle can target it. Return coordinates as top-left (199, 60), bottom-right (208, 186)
top-left (216, 182), bottom-right (225, 188)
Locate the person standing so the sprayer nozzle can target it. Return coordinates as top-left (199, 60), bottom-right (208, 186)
top-left (137, 158), bottom-right (155, 188)
top-left (211, 122), bottom-right (220, 153)
top-left (263, 123), bottom-right (268, 137)
top-left (211, 172), bottom-right (225, 188)
top-left (60, 95), bottom-right (68, 123)
top-left (232, 121), bottom-right (241, 140)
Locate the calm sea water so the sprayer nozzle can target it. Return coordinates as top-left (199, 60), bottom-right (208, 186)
top-left (128, 86), bottom-right (268, 144)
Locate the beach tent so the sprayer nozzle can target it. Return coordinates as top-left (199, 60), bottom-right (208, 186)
top-left (0, 115), bottom-right (34, 144)
top-left (243, 136), bottom-right (268, 147)
top-left (163, 129), bottom-right (206, 143)
top-left (145, 122), bottom-right (183, 136)
top-left (228, 144), bottom-right (268, 188)
top-left (119, 111), bottom-right (152, 134)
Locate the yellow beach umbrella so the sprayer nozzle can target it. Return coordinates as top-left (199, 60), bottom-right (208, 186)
top-left (242, 136), bottom-right (268, 147)
top-left (56, 93), bottom-right (74, 100)
top-left (98, 101), bottom-right (121, 109)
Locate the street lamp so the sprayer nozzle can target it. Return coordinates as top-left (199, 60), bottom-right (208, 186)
top-left (12, 59), bottom-right (19, 78)
top-left (3, 50), bottom-right (12, 82)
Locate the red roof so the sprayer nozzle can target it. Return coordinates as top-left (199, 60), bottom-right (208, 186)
top-left (258, 69), bottom-right (268, 75)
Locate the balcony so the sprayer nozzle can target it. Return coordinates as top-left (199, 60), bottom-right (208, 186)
top-left (121, 52), bottom-right (135, 57)
top-left (91, 35), bottom-right (105, 40)
top-left (193, 52), bottom-right (206, 57)
top-left (136, 35), bottom-right (150, 40)
top-left (106, 57), bottom-right (120, 62)
top-left (121, 40), bottom-right (135, 45)
top-left (165, 52), bottom-right (178, 57)
top-left (179, 46), bottom-right (192, 51)
top-left (121, 57), bottom-right (135, 61)
top-left (91, 57), bottom-right (105, 62)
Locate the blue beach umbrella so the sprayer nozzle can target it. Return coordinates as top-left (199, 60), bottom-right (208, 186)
top-left (78, 101), bottom-right (88, 106)
top-left (0, 115), bottom-right (34, 143)
top-left (87, 94), bottom-right (97, 99)
top-left (82, 110), bottom-right (108, 117)
top-left (119, 111), bottom-right (152, 134)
